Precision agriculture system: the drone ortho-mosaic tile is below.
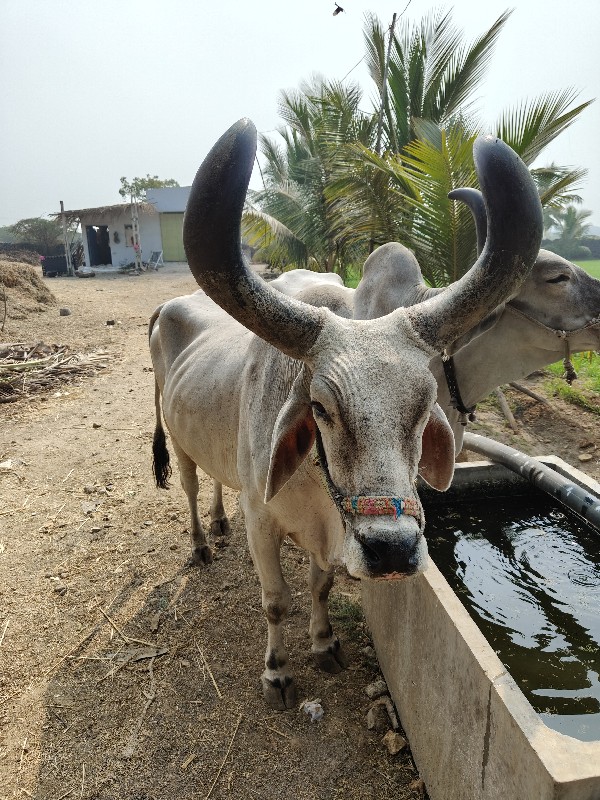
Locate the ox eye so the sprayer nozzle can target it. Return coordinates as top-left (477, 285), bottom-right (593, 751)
top-left (546, 274), bottom-right (569, 284)
top-left (311, 401), bottom-right (329, 419)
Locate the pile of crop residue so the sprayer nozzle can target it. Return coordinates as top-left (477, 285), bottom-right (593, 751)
top-left (0, 342), bottom-right (109, 403)
top-left (0, 259), bottom-right (57, 322)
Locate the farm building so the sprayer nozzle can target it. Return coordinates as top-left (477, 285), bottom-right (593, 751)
top-left (61, 186), bottom-right (191, 268)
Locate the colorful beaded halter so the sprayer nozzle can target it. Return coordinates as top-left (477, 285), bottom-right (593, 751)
top-left (314, 430), bottom-right (422, 524)
top-left (341, 495), bottom-right (420, 520)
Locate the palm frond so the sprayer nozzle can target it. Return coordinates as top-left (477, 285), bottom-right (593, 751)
top-left (242, 206), bottom-right (308, 268)
top-left (398, 126), bottom-right (479, 285)
top-left (494, 90), bottom-right (594, 165)
top-left (434, 11), bottom-right (511, 121)
top-left (532, 164), bottom-right (588, 208)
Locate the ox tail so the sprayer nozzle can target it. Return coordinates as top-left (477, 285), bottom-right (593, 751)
top-left (152, 377), bottom-right (172, 489)
top-left (149, 306), bottom-right (172, 490)
top-left (148, 304), bottom-right (163, 342)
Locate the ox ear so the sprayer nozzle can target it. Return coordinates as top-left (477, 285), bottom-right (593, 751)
top-left (418, 403), bottom-right (455, 491)
top-left (265, 368), bottom-right (316, 502)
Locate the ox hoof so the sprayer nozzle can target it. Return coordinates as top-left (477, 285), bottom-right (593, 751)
top-left (261, 675), bottom-right (297, 710)
top-left (210, 517), bottom-right (231, 538)
top-left (314, 641), bottom-right (349, 674)
top-left (189, 545), bottom-right (214, 566)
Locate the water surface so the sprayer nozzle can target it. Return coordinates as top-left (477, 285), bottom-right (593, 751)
top-left (427, 494), bottom-right (600, 741)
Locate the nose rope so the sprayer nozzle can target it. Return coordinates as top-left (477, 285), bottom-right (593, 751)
top-left (313, 428), bottom-right (421, 524)
top-left (505, 305), bottom-right (600, 385)
top-left (341, 495), bottom-right (420, 520)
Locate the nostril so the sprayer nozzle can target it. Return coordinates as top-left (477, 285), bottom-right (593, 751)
top-left (354, 527), bottom-right (424, 577)
top-left (355, 532), bottom-right (382, 568)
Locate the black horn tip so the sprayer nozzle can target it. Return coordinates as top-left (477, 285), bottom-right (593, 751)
top-left (184, 118), bottom-right (257, 281)
top-left (448, 187), bottom-right (483, 204)
top-left (472, 134), bottom-right (542, 258)
top-left (448, 187), bottom-right (487, 257)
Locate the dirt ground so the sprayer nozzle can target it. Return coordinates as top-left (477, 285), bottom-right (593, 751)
top-left (1, 263), bottom-right (599, 800)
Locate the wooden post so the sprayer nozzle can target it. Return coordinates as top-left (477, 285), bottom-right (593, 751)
top-left (130, 195), bottom-right (143, 271)
top-left (370, 12), bottom-right (397, 255)
top-left (60, 200), bottom-right (74, 277)
top-left (375, 12), bottom-right (397, 157)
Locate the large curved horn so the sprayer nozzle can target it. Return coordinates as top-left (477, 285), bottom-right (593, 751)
top-left (448, 187), bottom-right (486, 256)
top-left (183, 118), bottom-right (325, 360)
top-left (407, 136), bottom-right (542, 351)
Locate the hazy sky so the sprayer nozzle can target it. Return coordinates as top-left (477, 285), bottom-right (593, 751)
top-left (1, 0), bottom-right (599, 227)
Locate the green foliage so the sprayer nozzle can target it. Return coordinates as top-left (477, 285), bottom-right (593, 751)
top-left (118, 174), bottom-right (180, 201)
top-left (575, 259), bottom-right (600, 278)
top-left (545, 353), bottom-right (600, 415)
top-left (395, 125), bottom-right (479, 285)
top-left (494, 89), bottom-right (593, 166)
top-left (344, 264), bottom-right (362, 288)
top-left (328, 593), bottom-right (366, 643)
top-left (544, 205), bottom-right (593, 260)
top-left (248, 8), bottom-right (593, 287)
top-left (8, 217), bottom-right (65, 255)
top-left (536, 163), bottom-right (587, 236)
top-left (546, 381), bottom-right (600, 416)
top-left (546, 352), bottom-right (600, 390)
top-left (0, 225), bottom-right (17, 243)
top-left (243, 76), bottom-right (375, 275)
top-left (364, 9), bottom-right (511, 153)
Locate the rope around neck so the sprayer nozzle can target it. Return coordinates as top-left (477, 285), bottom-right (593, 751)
top-left (505, 305), bottom-right (600, 385)
top-left (441, 352), bottom-right (477, 425)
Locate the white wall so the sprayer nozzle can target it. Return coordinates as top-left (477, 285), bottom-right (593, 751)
top-left (146, 186), bottom-right (191, 212)
top-left (138, 213), bottom-right (162, 262)
top-left (79, 207), bottom-right (163, 268)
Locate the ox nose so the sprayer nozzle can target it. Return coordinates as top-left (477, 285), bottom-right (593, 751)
top-left (355, 526), bottom-right (427, 578)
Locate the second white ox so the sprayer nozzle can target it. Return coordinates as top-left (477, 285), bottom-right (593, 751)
top-left (353, 188), bottom-right (600, 452)
top-left (149, 119), bottom-right (542, 708)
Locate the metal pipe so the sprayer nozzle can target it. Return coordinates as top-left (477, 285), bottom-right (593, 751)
top-left (462, 431), bottom-right (600, 529)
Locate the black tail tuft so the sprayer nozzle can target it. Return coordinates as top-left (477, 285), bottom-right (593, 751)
top-left (152, 424), bottom-right (172, 489)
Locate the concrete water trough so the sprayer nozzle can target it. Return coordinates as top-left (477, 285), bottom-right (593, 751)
top-left (363, 446), bottom-right (600, 800)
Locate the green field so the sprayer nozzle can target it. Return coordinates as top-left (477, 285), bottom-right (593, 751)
top-left (342, 259), bottom-right (600, 286)
top-left (575, 259), bottom-right (600, 278)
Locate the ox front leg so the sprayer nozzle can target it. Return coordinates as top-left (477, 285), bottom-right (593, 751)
top-left (209, 479), bottom-right (232, 538)
top-left (308, 556), bottom-right (349, 674)
top-left (245, 514), bottom-right (296, 710)
top-left (171, 441), bottom-right (213, 566)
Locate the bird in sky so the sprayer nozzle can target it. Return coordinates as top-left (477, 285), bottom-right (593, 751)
top-left (333, 3), bottom-right (344, 16)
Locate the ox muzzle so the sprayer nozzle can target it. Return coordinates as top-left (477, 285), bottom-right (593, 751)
top-left (345, 512), bottom-right (428, 580)
top-left (315, 439), bottom-right (427, 579)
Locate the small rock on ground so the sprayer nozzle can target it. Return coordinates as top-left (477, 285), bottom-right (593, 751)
top-left (382, 730), bottom-right (407, 755)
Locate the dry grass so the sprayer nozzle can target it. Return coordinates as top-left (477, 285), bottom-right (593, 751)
top-left (0, 259), bottom-right (57, 323)
top-left (0, 343), bottom-right (109, 403)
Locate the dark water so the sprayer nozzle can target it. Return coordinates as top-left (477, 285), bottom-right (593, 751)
top-left (426, 494), bottom-right (600, 741)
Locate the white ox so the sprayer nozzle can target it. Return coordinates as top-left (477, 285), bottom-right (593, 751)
top-left (149, 119), bottom-right (542, 708)
top-left (353, 187), bottom-right (600, 451)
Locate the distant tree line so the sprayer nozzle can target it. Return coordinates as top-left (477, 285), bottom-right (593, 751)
top-left (543, 205), bottom-right (596, 260)
top-left (0, 218), bottom-right (70, 257)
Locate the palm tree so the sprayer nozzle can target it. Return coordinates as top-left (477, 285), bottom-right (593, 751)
top-left (364, 9), bottom-right (511, 155)
top-left (246, 9), bottom-right (593, 284)
top-left (336, 11), bottom-right (594, 284)
top-left (545, 205), bottom-right (593, 260)
top-left (533, 163), bottom-right (586, 237)
top-left (366, 89), bottom-right (592, 284)
top-left (242, 77), bottom-right (376, 276)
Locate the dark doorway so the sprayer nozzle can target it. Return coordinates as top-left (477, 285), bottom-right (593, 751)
top-left (86, 225), bottom-right (112, 266)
